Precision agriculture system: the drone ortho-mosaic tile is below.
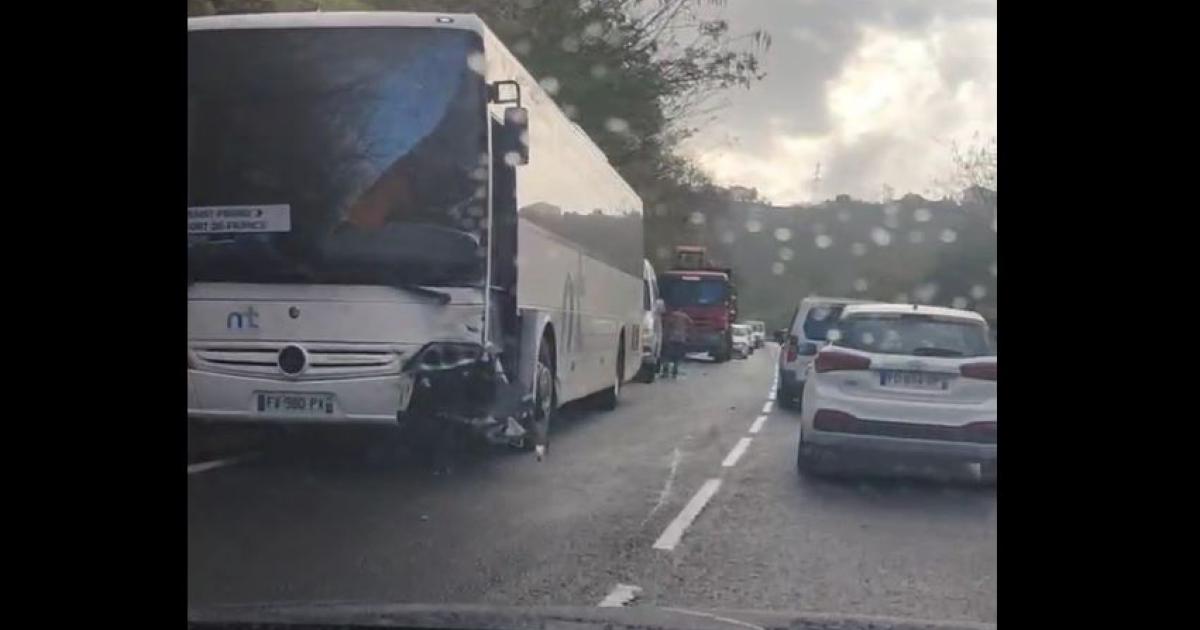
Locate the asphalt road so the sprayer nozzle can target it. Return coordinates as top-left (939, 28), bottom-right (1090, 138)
top-left (188, 343), bottom-right (996, 624)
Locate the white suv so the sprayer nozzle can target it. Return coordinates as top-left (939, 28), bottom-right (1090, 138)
top-left (797, 303), bottom-right (997, 482)
top-left (777, 297), bottom-right (869, 409)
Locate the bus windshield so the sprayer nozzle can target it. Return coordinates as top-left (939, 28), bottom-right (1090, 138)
top-left (187, 27), bottom-right (488, 287)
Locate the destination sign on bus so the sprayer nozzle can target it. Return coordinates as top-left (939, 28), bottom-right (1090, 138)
top-left (187, 205), bottom-right (292, 234)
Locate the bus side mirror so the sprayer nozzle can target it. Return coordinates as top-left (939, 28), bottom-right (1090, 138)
top-left (503, 107), bottom-right (529, 165)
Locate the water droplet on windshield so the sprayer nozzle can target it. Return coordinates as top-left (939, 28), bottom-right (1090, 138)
top-left (851, 242), bottom-right (867, 256)
top-left (560, 35), bottom-right (580, 53)
top-left (771, 262), bottom-right (786, 275)
top-left (562, 104), bottom-right (579, 120)
top-left (466, 52), bottom-right (486, 75)
top-left (815, 234), bottom-right (833, 249)
top-left (590, 64), bottom-right (609, 79)
top-left (827, 329), bottom-right (843, 342)
top-left (870, 227), bottom-right (892, 246)
top-left (689, 211), bottom-right (706, 225)
top-left (605, 117), bottom-right (630, 133)
top-left (970, 285), bottom-right (988, 300)
top-left (778, 246), bottom-right (794, 260)
top-left (908, 230), bottom-right (924, 244)
top-left (861, 332), bottom-right (876, 345)
top-left (584, 22), bottom-right (604, 39)
top-left (883, 215), bottom-right (900, 229)
top-left (720, 230), bottom-right (736, 244)
top-left (471, 167), bottom-right (488, 181)
top-left (655, 245), bottom-right (670, 260)
top-left (988, 263), bottom-right (997, 277)
top-left (774, 227), bottom-right (793, 242)
top-left (745, 219), bottom-right (762, 233)
top-left (883, 203), bottom-right (900, 217)
top-left (940, 229), bottom-right (958, 243)
top-left (914, 283), bottom-right (939, 304)
top-left (991, 217), bottom-right (997, 232)
top-left (914, 208), bottom-right (932, 222)
top-left (503, 152), bottom-right (523, 167)
top-left (853, 278), bottom-right (869, 292)
top-left (512, 39), bottom-right (532, 56)
top-left (654, 204), bottom-right (668, 217)
top-left (539, 76), bottom-right (561, 95)
top-left (468, 205), bottom-right (484, 218)
top-left (837, 210), bottom-right (851, 222)
top-left (952, 296), bottom-right (969, 309)
top-left (895, 293), bottom-right (909, 303)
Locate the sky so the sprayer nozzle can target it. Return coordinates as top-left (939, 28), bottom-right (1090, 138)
top-left (679, 0), bottom-right (997, 206)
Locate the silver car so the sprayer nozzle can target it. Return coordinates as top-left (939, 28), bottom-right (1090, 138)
top-left (777, 296), bottom-right (870, 408)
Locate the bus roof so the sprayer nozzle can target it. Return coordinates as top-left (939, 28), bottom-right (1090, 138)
top-left (188, 11), bottom-right (486, 33)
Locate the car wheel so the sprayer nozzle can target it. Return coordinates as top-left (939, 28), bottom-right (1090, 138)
top-left (796, 441), bottom-right (824, 476)
top-left (778, 382), bottom-right (797, 409)
top-left (636, 362), bottom-right (657, 383)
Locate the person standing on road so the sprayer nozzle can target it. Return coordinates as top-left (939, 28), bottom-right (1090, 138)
top-left (660, 310), bottom-right (693, 378)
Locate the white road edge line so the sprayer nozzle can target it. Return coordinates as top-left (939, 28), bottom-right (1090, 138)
top-left (598, 583), bottom-right (643, 607)
top-left (762, 401), bottom-right (774, 414)
top-left (652, 478), bottom-right (723, 551)
top-left (749, 414), bottom-right (768, 434)
top-left (187, 453), bottom-right (256, 475)
top-left (722, 437), bottom-right (752, 467)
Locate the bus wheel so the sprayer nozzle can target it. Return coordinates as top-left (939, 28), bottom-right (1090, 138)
top-left (523, 337), bottom-right (556, 454)
top-left (597, 337), bottom-right (624, 410)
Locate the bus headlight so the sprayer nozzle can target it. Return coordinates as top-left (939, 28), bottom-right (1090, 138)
top-left (408, 342), bottom-right (485, 372)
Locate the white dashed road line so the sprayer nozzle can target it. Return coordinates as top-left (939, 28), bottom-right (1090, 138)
top-left (749, 414), bottom-right (768, 434)
top-left (652, 478), bottom-right (723, 551)
top-left (761, 401), bottom-right (773, 414)
top-left (598, 583), bottom-right (643, 607)
top-left (721, 437), bottom-right (752, 467)
top-left (187, 453), bottom-right (256, 475)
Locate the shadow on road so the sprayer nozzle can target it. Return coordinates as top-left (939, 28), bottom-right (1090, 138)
top-left (797, 461), bottom-right (995, 512)
top-left (188, 383), bottom-right (652, 479)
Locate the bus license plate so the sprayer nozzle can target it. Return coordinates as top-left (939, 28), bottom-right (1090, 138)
top-left (257, 392), bottom-right (335, 416)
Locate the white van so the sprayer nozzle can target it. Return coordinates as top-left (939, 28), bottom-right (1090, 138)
top-left (637, 259), bottom-right (665, 382)
top-left (777, 296), bottom-right (870, 409)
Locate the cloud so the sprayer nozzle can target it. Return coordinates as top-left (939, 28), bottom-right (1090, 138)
top-left (683, 1), bottom-right (996, 204)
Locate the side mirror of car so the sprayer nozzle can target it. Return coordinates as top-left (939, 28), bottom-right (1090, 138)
top-left (773, 330), bottom-right (787, 343)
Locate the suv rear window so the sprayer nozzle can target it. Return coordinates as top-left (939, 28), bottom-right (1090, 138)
top-left (801, 304), bottom-right (845, 341)
top-left (831, 314), bottom-right (992, 357)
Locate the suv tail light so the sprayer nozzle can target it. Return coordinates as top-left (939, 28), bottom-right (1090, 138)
top-left (960, 361), bottom-right (997, 381)
top-left (814, 350), bottom-right (871, 373)
top-left (813, 409), bottom-right (858, 432)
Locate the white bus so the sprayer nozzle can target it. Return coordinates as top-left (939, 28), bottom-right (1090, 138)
top-left (187, 12), bottom-right (644, 452)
